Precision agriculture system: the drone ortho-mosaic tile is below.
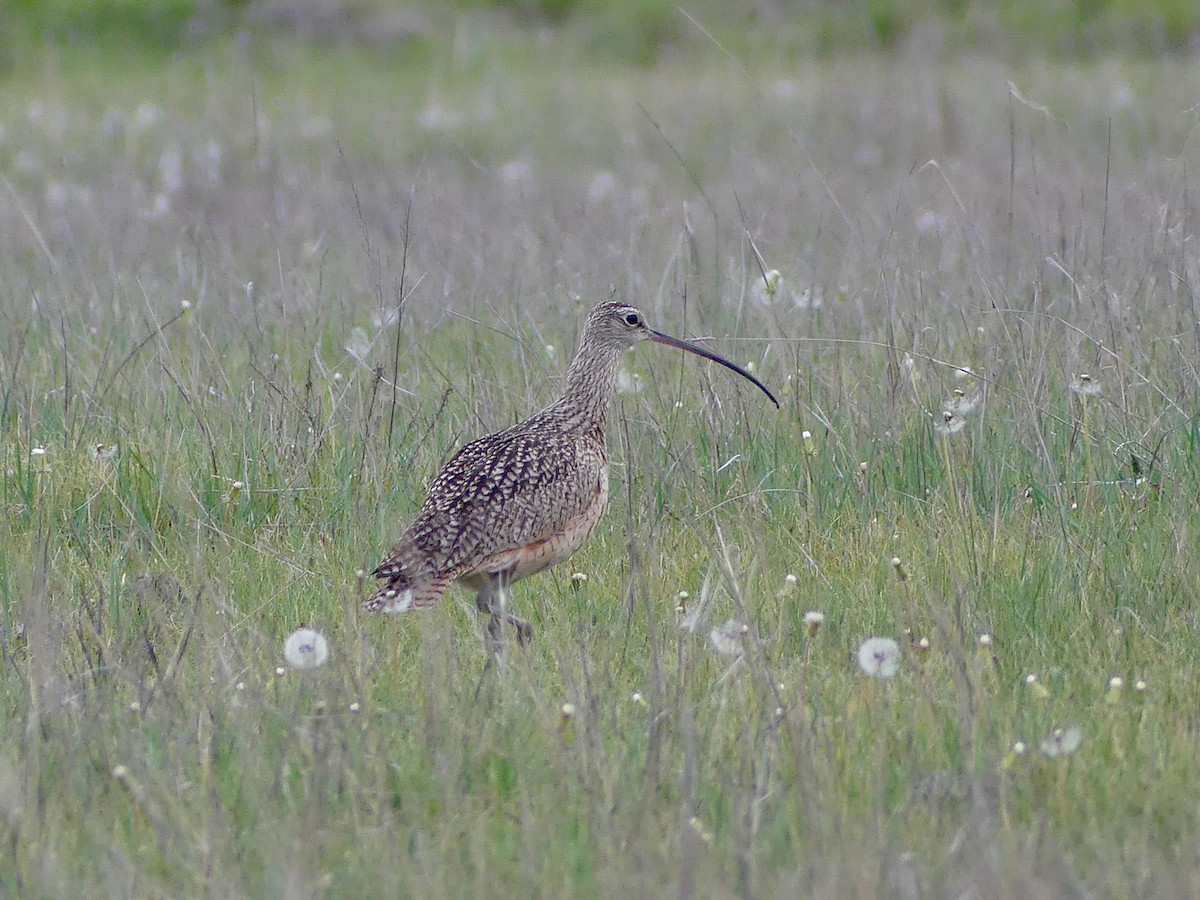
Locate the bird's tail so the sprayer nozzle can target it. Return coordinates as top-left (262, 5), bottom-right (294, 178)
top-left (363, 571), bottom-right (451, 614)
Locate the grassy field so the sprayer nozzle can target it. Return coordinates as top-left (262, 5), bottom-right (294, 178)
top-left (3, 15), bottom-right (1200, 898)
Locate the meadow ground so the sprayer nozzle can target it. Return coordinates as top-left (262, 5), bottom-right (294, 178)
top-left (2, 19), bottom-right (1200, 899)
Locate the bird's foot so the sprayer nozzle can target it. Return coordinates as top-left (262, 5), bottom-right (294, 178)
top-left (507, 614), bottom-right (533, 647)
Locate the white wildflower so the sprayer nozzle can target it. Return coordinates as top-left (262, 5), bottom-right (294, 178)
top-left (709, 619), bottom-right (749, 658)
top-left (588, 171), bottom-right (618, 203)
top-left (802, 610), bottom-right (824, 636)
top-left (134, 102), bottom-right (161, 130)
top-left (857, 637), bottom-right (900, 679)
top-left (1069, 373), bottom-right (1102, 398)
top-left (935, 410), bottom-right (966, 437)
top-left (751, 269), bottom-right (782, 306)
top-left (371, 307), bottom-right (401, 328)
top-left (499, 159), bottom-right (532, 184)
top-left (1039, 726), bottom-right (1083, 759)
top-left (943, 388), bottom-right (982, 417)
top-left (615, 368), bottom-right (642, 394)
top-left (345, 326), bottom-right (373, 362)
top-left (158, 146), bottom-right (184, 194)
top-left (283, 628), bottom-right (329, 670)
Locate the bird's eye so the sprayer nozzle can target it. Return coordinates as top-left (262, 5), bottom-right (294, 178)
top-left (624, 312), bottom-right (641, 326)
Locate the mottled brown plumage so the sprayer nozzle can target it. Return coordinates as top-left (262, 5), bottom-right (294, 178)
top-left (365, 300), bottom-right (778, 647)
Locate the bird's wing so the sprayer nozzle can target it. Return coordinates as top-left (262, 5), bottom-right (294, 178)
top-left (374, 422), bottom-right (605, 585)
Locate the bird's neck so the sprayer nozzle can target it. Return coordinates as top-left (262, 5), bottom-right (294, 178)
top-left (555, 342), bottom-right (626, 432)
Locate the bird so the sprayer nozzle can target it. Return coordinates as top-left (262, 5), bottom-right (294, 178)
top-left (364, 300), bottom-right (778, 652)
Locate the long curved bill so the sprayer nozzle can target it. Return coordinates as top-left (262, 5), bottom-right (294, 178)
top-left (648, 329), bottom-right (780, 408)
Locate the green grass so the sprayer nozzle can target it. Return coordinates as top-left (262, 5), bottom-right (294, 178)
top-left (2, 28), bottom-right (1200, 898)
top-left (3, 0), bottom-right (1200, 67)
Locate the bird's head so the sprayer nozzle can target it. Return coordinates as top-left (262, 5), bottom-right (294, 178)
top-left (580, 300), bottom-right (779, 408)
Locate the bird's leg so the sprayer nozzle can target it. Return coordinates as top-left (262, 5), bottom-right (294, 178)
top-left (495, 573), bottom-right (533, 647)
top-left (473, 575), bottom-right (510, 701)
top-left (474, 571), bottom-right (532, 652)
top-left (475, 574), bottom-right (506, 663)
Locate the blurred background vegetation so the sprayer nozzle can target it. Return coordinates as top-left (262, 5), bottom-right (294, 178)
top-left (1, 0), bottom-right (1197, 69)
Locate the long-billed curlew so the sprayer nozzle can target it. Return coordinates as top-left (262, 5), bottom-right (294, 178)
top-left (365, 300), bottom-right (778, 650)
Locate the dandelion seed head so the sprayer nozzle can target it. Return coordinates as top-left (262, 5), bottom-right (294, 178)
top-left (570, 572), bottom-right (588, 584)
top-left (978, 633), bottom-right (992, 647)
top-left (710, 619), bottom-right (749, 658)
top-left (857, 637), bottom-right (900, 679)
top-left (615, 368), bottom-right (642, 394)
top-left (1108, 676), bottom-right (1123, 690)
top-left (785, 573), bottom-right (797, 585)
top-left (943, 388), bottom-right (982, 417)
top-left (802, 610), bottom-right (824, 630)
top-left (1012, 741), bottom-right (1027, 755)
top-left (1134, 679), bottom-right (1147, 693)
top-left (90, 443), bottom-right (118, 461)
top-left (751, 269), bottom-right (782, 305)
top-left (560, 703), bottom-right (576, 719)
top-left (935, 411), bottom-right (966, 436)
top-left (349, 702), bottom-right (360, 713)
top-left (858, 461), bottom-right (868, 473)
top-left (275, 666), bottom-right (285, 677)
top-left (283, 628), bottom-right (329, 670)
top-left (1070, 373), bottom-right (1102, 397)
top-left (236, 681), bottom-right (245, 691)
top-left (1039, 726), bottom-right (1083, 758)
